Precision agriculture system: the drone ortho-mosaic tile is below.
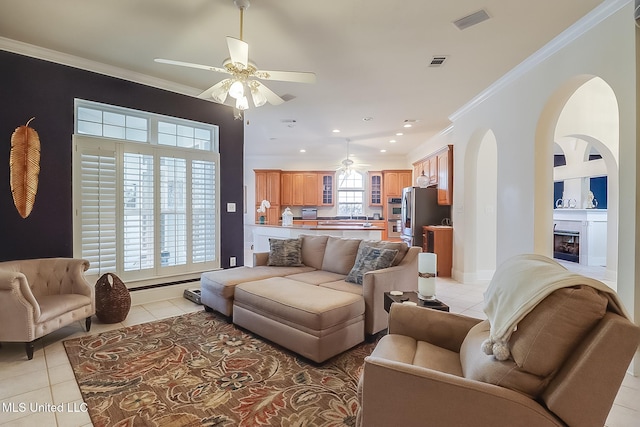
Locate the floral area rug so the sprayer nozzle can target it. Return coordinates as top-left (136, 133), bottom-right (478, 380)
top-left (63, 310), bottom-right (378, 427)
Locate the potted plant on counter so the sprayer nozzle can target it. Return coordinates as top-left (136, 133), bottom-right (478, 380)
top-left (257, 199), bottom-right (270, 224)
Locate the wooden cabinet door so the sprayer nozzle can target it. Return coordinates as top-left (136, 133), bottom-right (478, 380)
top-left (319, 173), bottom-right (334, 206)
top-left (429, 157), bottom-right (438, 185)
top-left (280, 172), bottom-right (293, 206)
top-left (266, 171), bottom-right (281, 203)
top-left (383, 172), bottom-right (399, 196)
top-left (303, 173), bottom-right (318, 206)
top-left (255, 171), bottom-right (266, 202)
top-left (292, 173), bottom-right (304, 205)
top-left (369, 172), bottom-right (382, 206)
top-left (437, 147), bottom-right (453, 205)
top-left (399, 172), bottom-right (412, 191)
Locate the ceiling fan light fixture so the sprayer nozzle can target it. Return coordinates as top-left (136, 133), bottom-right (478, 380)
top-left (250, 84), bottom-right (268, 107)
top-left (229, 81), bottom-right (245, 99)
top-left (236, 95), bottom-right (249, 110)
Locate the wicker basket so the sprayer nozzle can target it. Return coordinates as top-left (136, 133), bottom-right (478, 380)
top-left (95, 273), bottom-right (131, 323)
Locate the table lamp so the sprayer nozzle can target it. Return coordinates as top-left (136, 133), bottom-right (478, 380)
top-left (418, 252), bottom-right (437, 300)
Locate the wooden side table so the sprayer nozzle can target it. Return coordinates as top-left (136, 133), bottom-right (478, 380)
top-left (384, 291), bottom-right (449, 313)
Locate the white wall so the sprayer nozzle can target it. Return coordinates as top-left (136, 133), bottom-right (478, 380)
top-left (409, 0), bottom-right (638, 372)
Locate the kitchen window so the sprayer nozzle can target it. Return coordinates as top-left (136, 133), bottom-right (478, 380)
top-left (337, 170), bottom-right (364, 217)
top-left (72, 100), bottom-right (219, 287)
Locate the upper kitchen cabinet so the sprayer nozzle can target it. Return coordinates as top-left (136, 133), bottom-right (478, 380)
top-left (319, 173), bottom-right (334, 206)
top-left (280, 172), bottom-right (293, 206)
top-left (368, 172), bottom-right (382, 206)
top-left (255, 169), bottom-right (281, 224)
top-left (255, 169), bottom-right (281, 205)
top-left (382, 170), bottom-right (412, 197)
top-left (437, 146), bottom-right (453, 205)
top-left (302, 173), bottom-right (319, 206)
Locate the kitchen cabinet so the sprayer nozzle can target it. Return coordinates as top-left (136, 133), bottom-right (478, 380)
top-left (422, 225), bottom-right (453, 277)
top-left (428, 157), bottom-right (438, 185)
top-left (303, 173), bottom-right (318, 206)
top-left (280, 172), bottom-right (293, 206)
top-left (369, 172), bottom-right (382, 206)
top-left (319, 173), bottom-right (334, 206)
top-left (382, 170), bottom-right (411, 197)
top-left (437, 146), bottom-right (453, 205)
top-left (255, 169), bottom-right (281, 225)
top-left (292, 173), bottom-right (305, 205)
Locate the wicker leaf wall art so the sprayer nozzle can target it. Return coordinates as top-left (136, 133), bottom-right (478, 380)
top-left (9, 117), bottom-right (41, 218)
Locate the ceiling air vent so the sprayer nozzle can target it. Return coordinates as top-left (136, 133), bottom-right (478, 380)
top-left (453, 9), bottom-right (490, 30)
top-left (429, 56), bottom-right (448, 67)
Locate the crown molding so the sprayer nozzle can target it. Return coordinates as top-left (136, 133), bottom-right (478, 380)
top-left (0, 36), bottom-right (203, 98)
top-left (448, 0), bottom-right (630, 122)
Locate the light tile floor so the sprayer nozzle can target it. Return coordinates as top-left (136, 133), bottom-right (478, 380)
top-left (0, 261), bottom-right (638, 426)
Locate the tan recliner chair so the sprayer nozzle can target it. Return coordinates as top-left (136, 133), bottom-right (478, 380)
top-left (0, 258), bottom-right (95, 359)
top-left (357, 256), bottom-right (640, 427)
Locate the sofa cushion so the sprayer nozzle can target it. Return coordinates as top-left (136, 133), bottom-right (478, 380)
top-left (320, 279), bottom-right (363, 295)
top-left (509, 285), bottom-right (608, 377)
top-left (300, 235), bottom-right (329, 269)
top-left (285, 270), bottom-right (346, 285)
top-left (267, 238), bottom-right (303, 266)
top-left (234, 277), bottom-right (365, 331)
top-left (321, 237), bottom-right (362, 275)
top-left (201, 266), bottom-right (314, 298)
top-left (357, 239), bottom-right (409, 266)
top-left (345, 245), bottom-right (398, 285)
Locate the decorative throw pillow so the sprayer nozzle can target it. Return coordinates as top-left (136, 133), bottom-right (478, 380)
top-left (345, 245), bottom-right (398, 285)
top-left (267, 238), bottom-right (303, 266)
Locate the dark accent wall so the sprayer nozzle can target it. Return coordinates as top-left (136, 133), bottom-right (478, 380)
top-left (0, 50), bottom-right (244, 267)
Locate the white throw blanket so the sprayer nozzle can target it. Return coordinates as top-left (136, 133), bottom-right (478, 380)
top-left (482, 254), bottom-right (629, 360)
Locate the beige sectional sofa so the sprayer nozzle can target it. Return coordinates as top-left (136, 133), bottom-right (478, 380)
top-left (201, 235), bottom-right (420, 362)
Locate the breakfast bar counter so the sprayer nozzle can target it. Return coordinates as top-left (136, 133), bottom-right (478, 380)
top-left (250, 224), bottom-right (385, 252)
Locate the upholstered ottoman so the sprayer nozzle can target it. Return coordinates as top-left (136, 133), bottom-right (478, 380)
top-left (201, 265), bottom-right (314, 316)
top-left (233, 277), bottom-right (365, 363)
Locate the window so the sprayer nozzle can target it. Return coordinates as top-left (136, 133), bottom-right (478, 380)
top-left (73, 100), bottom-right (219, 286)
top-left (337, 170), bottom-right (364, 216)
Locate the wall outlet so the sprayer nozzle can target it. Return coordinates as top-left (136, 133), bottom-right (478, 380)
top-left (230, 256), bottom-right (236, 267)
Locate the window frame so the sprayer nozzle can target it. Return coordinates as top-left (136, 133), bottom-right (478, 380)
top-left (72, 100), bottom-right (220, 288)
top-left (337, 170), bottom-right (365, 217)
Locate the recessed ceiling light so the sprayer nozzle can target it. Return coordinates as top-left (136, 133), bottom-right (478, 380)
top-left (332, 129), bottom-right (340, 133)
top-left (396, 132), bottom-right (403, 136)
top-left (403, 123), bottom-right (412, 128)
top-left (300, 149), bottom-right (306, 153)
top-left (380, 149), bottom-right (387, 153)
top-left (389, 139), bottom-right (397, 143)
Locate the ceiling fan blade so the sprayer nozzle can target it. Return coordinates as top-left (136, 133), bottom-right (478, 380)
top-left (256, 69), bottom-right (317, 84)
top-left (227, 36), bottom-right (249, 68)
top-left (252, 81), bottom-right (285, 106)
top-left (154, 58), bottom-right (228, 74)
top-left (198, 79), bottom-right (232, 103)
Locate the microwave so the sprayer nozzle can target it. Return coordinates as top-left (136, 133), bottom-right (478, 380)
top-left (301, 208), bottom-right (317, 220)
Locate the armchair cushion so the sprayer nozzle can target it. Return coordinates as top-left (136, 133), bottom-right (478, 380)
top-left (509, 285), bottom-right (607, 376)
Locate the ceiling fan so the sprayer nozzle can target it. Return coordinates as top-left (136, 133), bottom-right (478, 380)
top-left (154, 0), bottom-right (316, 118)
top-left (336, 139), bottom-right (369, 177)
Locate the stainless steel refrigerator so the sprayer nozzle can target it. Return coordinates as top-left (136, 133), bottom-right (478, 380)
top-left (400, 186), bottom-right (451, 247)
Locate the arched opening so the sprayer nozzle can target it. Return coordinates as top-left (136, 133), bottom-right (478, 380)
top-left (535, 76), bottom-right (619, 285)
top-left (463, 129), bottom-right (498, 282)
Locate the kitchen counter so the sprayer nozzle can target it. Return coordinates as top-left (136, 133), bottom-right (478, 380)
top-left (250, 224), bottom-right (385, 252)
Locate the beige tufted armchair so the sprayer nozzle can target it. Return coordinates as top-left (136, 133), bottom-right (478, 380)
top-left (0, 258), bottom-right (95, 359)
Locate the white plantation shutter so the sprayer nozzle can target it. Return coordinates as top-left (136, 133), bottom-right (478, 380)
top-left (192, 160), bottom-right (216, 263)
top-left (78, 148), bottom-right (117, 277)
top-left (73, 101), bottom-right (219, 286)
top-left (123, 153), bottom-right (155, 272)
top-left (160, 157), bottom-right (187, 267)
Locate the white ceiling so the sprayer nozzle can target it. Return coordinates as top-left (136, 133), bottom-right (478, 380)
top-left (0, 0), bottom-right (604, 165)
